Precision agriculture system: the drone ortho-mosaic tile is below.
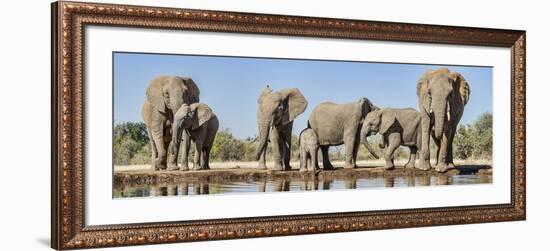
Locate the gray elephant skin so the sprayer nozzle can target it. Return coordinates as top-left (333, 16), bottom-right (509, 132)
top-left (307, 98), bottom-right (379, 170)
top-left (361, 108), bottom-right (422, 170)
top-left (416, 68), bottom-right (470, 172)
top-left (141, 76), bottom-right (200, 171)
top-left (172, 103), bottom-right (219, 170)
top-left (255, 85), bottom-right (308, 171)
top-left (298, 128), bottom-right (320, 172)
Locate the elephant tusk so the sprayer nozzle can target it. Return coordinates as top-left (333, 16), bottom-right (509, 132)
top-left (446, 100), bottom-right (451, 121)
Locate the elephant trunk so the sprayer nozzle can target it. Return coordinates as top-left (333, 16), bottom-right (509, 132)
top-left (255, 115), bottom-right (272, 160)
top-left (361, 129), bottom-right (379, 159)
top-left (433, 98), bottom-right (447, 140)
top-left (170, 98), bottom-right (184, 116)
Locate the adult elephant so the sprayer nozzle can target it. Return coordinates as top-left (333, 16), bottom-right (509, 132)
top-left (141, 76), bottom-right (200, 171)
top-left (308, 97), bottom-right (379, 170)
top-left (416, 68), bottom-right (470, 172)
top-left (255, 85), bottom-right (308, 171)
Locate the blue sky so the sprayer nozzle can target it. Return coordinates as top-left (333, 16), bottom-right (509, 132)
top-left (114, 52), bottom-right (492, 139)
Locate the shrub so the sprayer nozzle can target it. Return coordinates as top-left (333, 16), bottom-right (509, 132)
top-left (453, 112), bottom-right (493, 160)
top-left (113, 122), bottom-right (149, 165)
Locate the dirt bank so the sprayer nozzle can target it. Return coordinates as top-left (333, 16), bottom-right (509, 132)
top-left (114, 160), bottom-right (492, 188)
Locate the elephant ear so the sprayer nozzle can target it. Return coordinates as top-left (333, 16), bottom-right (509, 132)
top-left (452, 73), bottom-right (470, 105)
top-left (280, 88), bottom-right (308, 124)
top-left (359, 97), bottom-right (378, 117)
top-left (146, 77), bottom-right (168, 113)
top-left (191, 103), bottom-right (213, 130)
top-left (379, 110), bottom-right (395, 135)
top-left (181, 77), bottom-right (200, 103)
top-left (258, 85), bottom-right (273, 104)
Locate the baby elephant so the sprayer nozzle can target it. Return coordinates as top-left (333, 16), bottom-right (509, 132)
top-left (172, 103), bottom-right (219, 171)
top-left (361, 108), bottom-right (422, 170)
top-left (299, 128), bottom-right (320, 172)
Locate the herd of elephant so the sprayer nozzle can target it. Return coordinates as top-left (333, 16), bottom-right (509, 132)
top-left (141, 67), bottom-right (470, 173)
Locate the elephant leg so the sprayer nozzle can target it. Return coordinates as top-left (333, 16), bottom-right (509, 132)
top-left (151, 115), bottom-right (167, 170)
top-left (379, 135), bottom-right (386, 149)
top-left (307, 153), bottom-right (312, 171)
top-left (164, 138), bottom-right (172, 169)
top-left (416, 114), bottom-right (432, 171)
top-left (167, 140), bottom-right (180, 171)
top-left (446, 123), bottom-right (458, 169)
top-left (200, 148), bottom-right (207, 170)
top-left (148, 131), bottom-right (157, 170)
top-left (299, 146), bottom-right (307, 172)
top-left (384, 134), bottom-right (399, 170)
top-left (204, 147), bottom-right (211, 170)
top-left (435, 130), bottom-right (451, 173)
top-left (343, 131), bottom-right (357, 169)
top-left (179, 131), bottom-right (191, 171)
top-left (352, 138), bottom-right (361, 167)
top-left (405, 146), bottom-right (417, 168)
top-left (258, 148), bottom-right (267, 169)
top-left (167, 141), bottom-right (179, 171)
top-left (192, 141), bottom-right (202, 170)
top-left (320, 145), bottom-right (334, 170)
top-left (311, 147), bottom-right (320, 172)
top-left (282, 123), bottom-right (293, 171)
top-left (270, 126), bottom-right (284, 171)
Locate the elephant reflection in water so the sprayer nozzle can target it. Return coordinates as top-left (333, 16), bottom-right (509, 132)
top-left (167, 185), bottom-right (178, 196)
top-left (177, 182), bottom-right (189, 195)
top-left (259, 178), bottom-right (267, 193)
top-left (345, 176), bottom-right (357, 189)
top-left (435, 175), bottom-right (451, 185)
top-left (147, 182), bottom-right (211, 196)
top-left (406, 175), bottom-right (416, 187)
top-left (192, 183), bottom-right (210, 195)
top-left (320, 175), bottom-right (332, 190)
top-left (384, 176), bottom-right (395, 188)
top-left (271, 178), bottom-right (291, 192)
top-left (150, 186), bottom-right (166, 196)
top-left (417, 176), bottom-right (431, 186)
top-left (299, 175), bottom-right (320, 191)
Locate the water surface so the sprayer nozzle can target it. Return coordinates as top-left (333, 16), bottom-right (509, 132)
top-left (114, 173), bottom-right (492, 198)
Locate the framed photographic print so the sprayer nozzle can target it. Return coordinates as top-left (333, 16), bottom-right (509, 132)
top-left (51, 1), bottom-right (526, 249)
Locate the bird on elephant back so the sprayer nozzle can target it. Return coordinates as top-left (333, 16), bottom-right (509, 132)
top-left (307, 97), bottom-right (380, 170)
top-left (254, 85), bottom-right (308, 171)
top-left (416, 68), bottom-right (471, 172)
top-left (141, 76), bottom-right (200, 171)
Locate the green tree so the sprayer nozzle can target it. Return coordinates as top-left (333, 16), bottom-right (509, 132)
top-left (453, 112), bottom-right (493, 160)
top-left (113, 122), bottom-right (150, 165)
top-left (210, 129), bottom-right (246, 161)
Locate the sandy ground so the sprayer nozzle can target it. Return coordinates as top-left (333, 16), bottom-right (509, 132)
top-left (115, 159), bottom-right (492, 172)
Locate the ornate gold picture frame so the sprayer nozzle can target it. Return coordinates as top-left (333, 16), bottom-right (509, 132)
top-left (51, 1), bottom-right (526, 249)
